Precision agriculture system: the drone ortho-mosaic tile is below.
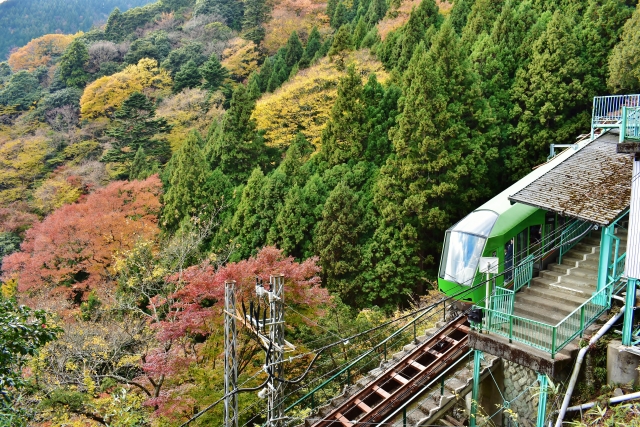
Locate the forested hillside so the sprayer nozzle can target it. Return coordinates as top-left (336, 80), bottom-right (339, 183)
top-left (0, 0), bottom-right (157, 59)
top-left (0, 0), bottom-right (639, 425)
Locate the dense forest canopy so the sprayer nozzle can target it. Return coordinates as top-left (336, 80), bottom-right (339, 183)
top-left (0, 0), bottom-right (639, 425)
top-left (0, 0), bottom-right (157, 59)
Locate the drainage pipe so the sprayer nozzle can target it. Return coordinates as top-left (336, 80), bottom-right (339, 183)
top-left (563, 391), bottom-right (640, 412)
top-left (554, 307), bottom-right (625, 427)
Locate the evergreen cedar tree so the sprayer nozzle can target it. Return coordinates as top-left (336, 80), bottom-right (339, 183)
top-left (103, 91), bottom-right (172, 165)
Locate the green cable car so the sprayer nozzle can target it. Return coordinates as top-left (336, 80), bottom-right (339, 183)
top-left (437, 140), bottom-right (591, 305)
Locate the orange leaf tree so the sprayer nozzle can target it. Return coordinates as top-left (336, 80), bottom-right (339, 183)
top-left (8, 33), bottom-right (78, 72)
top-left (2, 176), bottom-right (162, 309)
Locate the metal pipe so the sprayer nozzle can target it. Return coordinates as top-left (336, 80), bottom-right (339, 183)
top-left (563, 391), bottom-right (640, 412)
top-left (554, 308), bottom-right (625, 427)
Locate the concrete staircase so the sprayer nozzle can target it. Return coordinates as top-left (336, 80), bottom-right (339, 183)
top-left (305, 321), bottom-right (499, 427)
top-left (391, 354), bottom-right (500, 427)
top-left (513, 227), bottom-right (627, 326)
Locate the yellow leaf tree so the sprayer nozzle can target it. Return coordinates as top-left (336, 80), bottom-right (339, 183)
top-left (80, 58), bottom-right (172, 119)
top-left (252, 50), bottom-right (387, 148)
top-left (0, 136), bottom-right (49, 203)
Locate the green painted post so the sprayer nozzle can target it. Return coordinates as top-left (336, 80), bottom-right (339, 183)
top-left (441, 378), bottom-right (445, 396)
top-left (580, 306), bottom-right (585, 338)
top-left (470, 350), bottom-right (482, 427)
top-left (597, 226), bottom-right (613, 293)
top-left (310, 392), bottom-right (315, 410)
top-left (403, 407), bottom-right (407, 427)
top-left (551, 328), bottom-right (557, 359)
top-left (414, 321), bottom-right (417, 344)
top-left (623, 278), bottom-right (637, 346)
top-left (536, 373), bottom-right (548, 427)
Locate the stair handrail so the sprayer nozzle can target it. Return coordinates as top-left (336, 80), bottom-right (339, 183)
top-left (285, 299), bottom-right (452, 413)
top-left (482, 279), bottom-right (617, 358)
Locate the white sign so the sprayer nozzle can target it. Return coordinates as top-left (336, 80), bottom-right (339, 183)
top-left (479, 257), bottom-right (499, 274)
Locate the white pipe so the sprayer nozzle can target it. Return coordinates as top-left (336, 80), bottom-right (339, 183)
top-left (564, 391), bottom-right (640, 412)
top-left (554, 307), bottom-right (625, 427)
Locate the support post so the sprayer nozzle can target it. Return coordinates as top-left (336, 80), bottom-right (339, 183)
top-left (596, 226), bottom-right (613, 293)
top-left (622, 278), bottom-right (637, 346)
top-left (470, 350), bottom-right (482, 427)
top-left (623, 156), bottom-right (640, 345)
top-left (267, 275), bottom-right (285, 427)
top-left (536, 373), bottom-right (549, 427)
top-left (224, 280), bottom-right (238, 427)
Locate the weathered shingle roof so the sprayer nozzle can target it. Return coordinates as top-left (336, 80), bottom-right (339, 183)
top-left (509, 131), bottom-right (633, 225)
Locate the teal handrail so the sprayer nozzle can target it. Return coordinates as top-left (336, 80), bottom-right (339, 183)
top-left (284, 300), bottom-right (450, 413)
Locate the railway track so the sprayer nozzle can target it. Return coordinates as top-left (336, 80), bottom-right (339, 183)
top-left (307, 316), bottom-right (471, 427)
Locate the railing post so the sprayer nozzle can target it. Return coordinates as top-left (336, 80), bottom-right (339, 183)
top-left (551, 328), bottom-right (557, 359)
top-left (413, 321), bottom-right (417, 344)
top-left (403, 407), bottom-right (407, 427)
top-left (579, 306), bottom-right (585, 338)
top-left (623, 278), bottom-right (637, 346)
top-left (621, 106), bottom-right (627, 144)
top-left (508, 316), bottom-right (513, 343)
top-left (536, 373), bottom-right (549, 427)
top-left (470, 350), bottom-right (482, 427)
top-left (310, 392), bottom-right (315, 410)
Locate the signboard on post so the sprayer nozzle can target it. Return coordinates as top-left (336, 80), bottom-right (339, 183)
top-left (479, 257), bottom-right (499, 274)
top-left (479, 257), bottom-right (499, 309)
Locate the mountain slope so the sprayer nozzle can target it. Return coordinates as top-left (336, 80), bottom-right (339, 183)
top-left (0, 0), bottom-right (156, 59)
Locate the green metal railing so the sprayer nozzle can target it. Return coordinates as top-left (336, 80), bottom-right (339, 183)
top-left (284, 299), bottom-right (453, 414)
top-left (490, 254), bottom-right (534, 322)
top-left (482, 214), bottom-right (628, 358)
top-left (621, 106), bottom-right (640, 142)
top-left (483, 282), bottom-right (614, 358)
top-left (558, 220), bottom-right (593, 264)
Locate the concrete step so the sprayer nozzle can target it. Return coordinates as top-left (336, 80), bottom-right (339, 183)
top-left (557, 274), bottom-right (597, 288)
top-left (512, 301), bottom-right (571, 324)
top-left (445, 378), bottom-right (467, 394)
top-left (514, 292), bottom-right (581, 313)
top-left (540, 270), bottom-right (563, 282)
top-left (567, 266), bottom-right (599, 281)
top-left (574, 242), bottom-right (598, 253)
top-left (565, 248), bottom-right (595, 259)
top-left (406, 407), bottom-right (428, 424)
top-left (532, 277), bottom-right (596, 297)
top-left (576, 258), bottom-right (599, 271)
top-left (522, 286), bottom-right (590, 306)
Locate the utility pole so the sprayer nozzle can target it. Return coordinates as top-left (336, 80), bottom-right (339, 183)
top-left (224, 280), bottom-right (239, 427)
top-left (267, 274), bottom-right (285, 427)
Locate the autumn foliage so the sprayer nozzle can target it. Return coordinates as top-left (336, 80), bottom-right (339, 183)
top-left (8, 33), bottom-right (78, 71)
top-left (253, 50), bottom-right (388, 148)
top-left (2, 176), bottom-right (162, 310)
top-left (262, 0), bottom-right (329, 55)
top-left (143, 246), bottom-right (329, 417)
top-left (80, 58), bottom-right (172, 119)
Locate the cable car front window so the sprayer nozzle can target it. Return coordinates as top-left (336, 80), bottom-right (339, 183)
top-left (440, 231), bottom-right (486, 286)
top-left (452, 210), bottom-right (499, 237)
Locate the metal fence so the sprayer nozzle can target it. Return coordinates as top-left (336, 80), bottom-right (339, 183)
top-left (621, 106), bottom-right (640, 142)
top-left (592, 95), bottom-right (640, 129)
